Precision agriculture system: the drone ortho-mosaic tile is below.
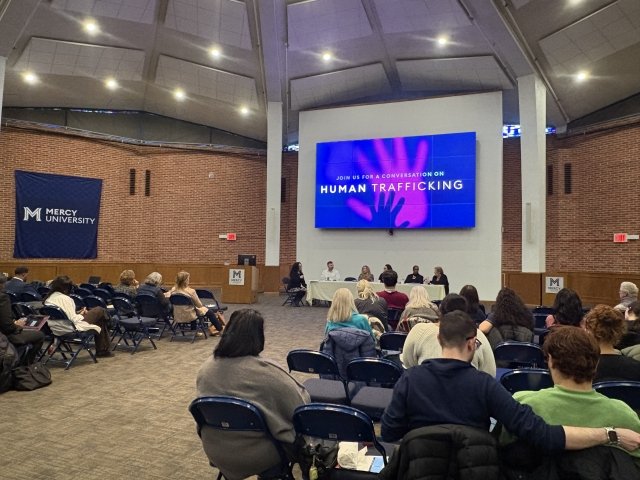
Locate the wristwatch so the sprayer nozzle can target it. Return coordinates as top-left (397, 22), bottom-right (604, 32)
top-left (604, 427), bottom-right (619, 445)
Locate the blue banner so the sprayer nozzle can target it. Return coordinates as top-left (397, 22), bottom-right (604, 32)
top-left (14, 171), bottom-right (103, 258)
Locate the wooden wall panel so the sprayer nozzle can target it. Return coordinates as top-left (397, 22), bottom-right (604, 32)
top-left (503, 272), bottom-right (542, 305)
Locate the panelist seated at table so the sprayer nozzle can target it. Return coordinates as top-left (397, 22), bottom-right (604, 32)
top-left (358, 265), bottom-right (375, 282)
top-left (320, 260), bottom-right (340, 281)
top-left (404, 265), bottom-right (424, 284)
top-left (378, 264), bottom-right (394, 282)
top-left (427, 266), bottom-right (449, 295)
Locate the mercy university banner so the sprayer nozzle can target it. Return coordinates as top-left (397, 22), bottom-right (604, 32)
top-left (14, 171), bottom-right (103, 259)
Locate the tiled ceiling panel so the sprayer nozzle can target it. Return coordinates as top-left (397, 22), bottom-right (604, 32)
top-left (290, 63), bottom-right (392, 111)
top-left (373, 0), bottom-right (471, 34)
top-left (288, 0), bottom-right (372, 51)
top-left (13, 37), bottom-right (145, 80)
top-left (539, 0), bottom-right (640, 74)
top-left (397, 56), bottom-right (513, 91)
top-left (155, 55), bottom-right (259, 108)
top-left (165, 0), bottom-right (252, 50)
top-left (51, 0), bottom-right (156, 24)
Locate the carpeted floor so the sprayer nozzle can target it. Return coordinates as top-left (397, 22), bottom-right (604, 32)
top-left (1, 293), bottom-right (328, 480)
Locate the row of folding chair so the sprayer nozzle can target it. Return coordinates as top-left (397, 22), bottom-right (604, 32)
top-left (189, 396), bottom-right (387, 480)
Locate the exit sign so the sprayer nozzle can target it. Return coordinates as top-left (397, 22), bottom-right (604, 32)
top-left (226, 233), bottom-right (237, 241)
top-left (613, 233), bottom-right (628, 243)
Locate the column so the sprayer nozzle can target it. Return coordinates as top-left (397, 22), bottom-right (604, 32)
top-left (265, 101), bottom-right (283, 266)
top-left (518, 74), bottom-right (546, 272)
top-left (0, 57), bottom-right (6, 130)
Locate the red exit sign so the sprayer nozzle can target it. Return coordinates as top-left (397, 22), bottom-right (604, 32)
top-left (226, 233), bottom-right (237, 241)
top-left (613, 233), bottom-right (628, 243)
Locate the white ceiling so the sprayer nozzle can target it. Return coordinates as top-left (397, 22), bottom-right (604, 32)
top-left (1, 0), bottom-right (639, 143)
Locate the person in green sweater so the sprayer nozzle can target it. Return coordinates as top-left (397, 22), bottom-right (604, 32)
top-left (500, 326), bottom-right (640, 469)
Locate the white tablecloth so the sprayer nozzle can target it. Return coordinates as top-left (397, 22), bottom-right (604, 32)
top-left (306, 281), bottom-right (445, 303)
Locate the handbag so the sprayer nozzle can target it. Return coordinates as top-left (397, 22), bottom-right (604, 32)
top-left (13, 362), bottom-right (52, 391)
top-left (297, 437), bottom-right (339, 480)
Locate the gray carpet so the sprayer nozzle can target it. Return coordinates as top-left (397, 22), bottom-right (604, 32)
top-left (1, 293), bottom-right (328, 480)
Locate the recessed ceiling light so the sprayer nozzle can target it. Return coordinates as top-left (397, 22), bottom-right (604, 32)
top-left (105, 78), bottom-right (119, 90)
top-left (436, 35), bottom-right (448, 46)
top-left (240, 106), bottom-right (249, 116)
top-left (576, 70), bottom-right (589, 82)
top-left (22, 72), bottom-right (39, 85)
top-left (83, 19), bottom-right (99, 35)
top-left (209, 47), bottom-right (221, 59)
top-left (321, 51), bottom-right (333, 62)
top-left (174, 88), bottom-right (186, 101)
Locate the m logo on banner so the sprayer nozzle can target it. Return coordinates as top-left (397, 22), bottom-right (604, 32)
top-left (229, 269), bottom-right (245, 286)
top-left (545, 276), bottom-right (564, 294)
top-left (23, 207), bottom-right (42, 222)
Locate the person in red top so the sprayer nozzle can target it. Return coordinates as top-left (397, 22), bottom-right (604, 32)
top-left (377, 271), bottom-right (409, 310)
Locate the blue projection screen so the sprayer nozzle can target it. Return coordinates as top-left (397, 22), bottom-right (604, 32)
top-left (315, 132), bottom-right (476, 229)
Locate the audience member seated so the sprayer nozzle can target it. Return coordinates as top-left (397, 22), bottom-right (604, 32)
top-left (113, 269), bottom-right (139, 298)
top-left (500, 326), bottom-right (640, 473)
top-left (45, 275), bottom-right (113, 357)
top-left (427, 266), bottom-right (449, 295)
top-left (459, 284), bottom-right (486, 324)
top-left (320, 260), bottom-right (340, 281)
top-left (618, 301), bottom-right (640, 350)
top-left (584, 304), bottom-right (640, 382)
top-left (0, 274), bottom-right (44, 365)
top-left (354, 280), bottom-right (389, 331)
top-left (404, 265), bottom-right (424, 284)
top-left (378, 264), bottom-right (394, 282)
top-left (4, 266), bottom-right (41, 300)
top-left (137, 272), bottom-right (171, 315)
top-left (397, 285), bottom-right (439, 333)
top-left (479, 288), bottom-right (534, 350)
top-left (196, 309), bottom-right (310, 478)
top-left (321, 288), bottom-right (375, 379)
top-left (169, 271), bottom-right (224, 335)
top-left (382, 311), bottom-right (640, 459)
top-left (401, 294), bottom-right (495, 376)
top-left (378, 271), bottom-right (409, 310)
top-left (358, 265), bottom-right (374, 282)
top-left (287, 262), bottom-right (307, 307)
top-left (545, 288), bottom-right (584, 328)
top-left (615, 282), bottom-right (639, 313)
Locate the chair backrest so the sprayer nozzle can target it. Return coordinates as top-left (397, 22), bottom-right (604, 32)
top-left (379, 332), bottom-right (408, 352)
top-left (79, 283), bottom-right (97, 291)
top-left (493, 341), bottom-right (545, 368)
top-left (593, 381), bottom-right (640, 410)
top-left (111, 296), bottom-right (137, 317)
top-left (532, 306), bottom-right (554, 315)
top-left (387, 308), bottom-right (404, 329)
top-left (98, 282), bottom-right (115, 294)
top-left (83, 295), bottom-right (107, 310)
top-left (87, 276), bottom-right (101, 285)
top-left (532, 313), bottom-right (548, 330)
top-left (75, 287), bottom-right (93, 298)
top-left (346, 358), bottom-right (403, 387)
top-left (136, 294), bottom-right (165, 317)
top-left (37, 286), bottom-right (51, 297)
top-left (195, 288), bottom-right (214, 299)
top-left (40, 304), bottom-right (78, 336)
top-left (93, 288), bottom-right (112, 302)
top-left (69, 294), bottom-right (86, 310)
top-left (113, 292), bottom-right (133, 301)
top-left (499, 368), bottom-right (553, 394)
top-left (287, 349), bottom-right (341, 377)
top-left (293, 404), bottom-right (387, 463)
top-left (189, 396), bottom-right (291, 477)
top-left (5, 291), bottom-right (18, 304)
top-left (13, 302), bottom-right (39, 318)
top-left (19, 291), bottom-right (40, 302)
top-left (169, 293), bottom-right (194, 307)
top-left (40, 304), bottom-right (68, 320)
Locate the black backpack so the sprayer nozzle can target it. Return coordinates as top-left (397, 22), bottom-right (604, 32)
top-left (0, 331), bottom-right (19, 393)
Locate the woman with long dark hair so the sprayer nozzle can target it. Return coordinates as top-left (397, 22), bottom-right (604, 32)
top-left (479, 288), bottom-right (534, 350)
top-left (287, 261), bottom-right (307, 307)
top-left (459, 284), bottom-right (486, 324)
top-left (545, 288), bottom-right (584, 328)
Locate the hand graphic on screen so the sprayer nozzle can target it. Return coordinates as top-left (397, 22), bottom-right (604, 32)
top-left (370, 191), bottom-right (410, 228)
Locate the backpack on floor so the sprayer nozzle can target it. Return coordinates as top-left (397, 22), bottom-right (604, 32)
top-left (0, 332), bottom-right (19, 393)
top-left (13, 362), bottom-right (52, 391)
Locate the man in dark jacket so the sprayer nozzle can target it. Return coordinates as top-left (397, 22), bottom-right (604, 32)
top-left (381, 311), bottom-right (640, 453)
top-left (4, 266), bottom-right (41, 300)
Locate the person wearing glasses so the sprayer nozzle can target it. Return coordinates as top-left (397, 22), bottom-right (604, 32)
top-left (381, 311), bottom-right (640, 459)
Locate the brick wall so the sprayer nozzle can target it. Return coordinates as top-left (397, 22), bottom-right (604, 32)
top-left (0, 127), bottom-right (298, 266)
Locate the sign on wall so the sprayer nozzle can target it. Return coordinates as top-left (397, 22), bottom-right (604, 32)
top-left (545, 276), bottom-right (564, 294)
top-left (14, 171), bottom-right (103, 259)
top-left (228, 268), bottom-right (245, 286)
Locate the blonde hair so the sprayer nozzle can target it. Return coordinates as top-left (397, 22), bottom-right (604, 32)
top-left (175, 271), bottom-right (190, 289)
top-left (406, 285), bottom-right (436, 309)
top-left (620, 282), bottom-right (639, 297)
top-left (119, 269), bottom-right (136, 285)
top-left (145, 272), bottom-right (163, 286)
top-left (327, 288), bottom-right (358, 323)
top-left (357, 280), bottom-right (378, 301)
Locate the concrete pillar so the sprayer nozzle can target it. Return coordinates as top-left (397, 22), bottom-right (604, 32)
top-left (265, 101), bottom-right (283, 266)
top-left (518, 74), bottom-right (546, 272)
top-left (0, 57), bottom-right (5, 130)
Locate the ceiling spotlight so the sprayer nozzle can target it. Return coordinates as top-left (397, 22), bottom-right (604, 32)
top-left (321, 51), bottom-right (333, 62)
top-left (173, 88), bottom-right (186, 101)
top-left (22, 72), bottom-right (39, 85)
top-left (576, 70), bottom-right (589, 82)
top-left (240, 106), bottom-right (250, 116)
top-left (436, 35), bottom-right (448, 46)
top-left (83, 19), bottom-right (99, 35)
top-left (209, 47), bottom-right (221, 59)
top-left (105, 78), bottom-right (119, 90)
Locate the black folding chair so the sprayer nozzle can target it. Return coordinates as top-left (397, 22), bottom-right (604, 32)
top-left (387, 308), bottom-right (404, 331)
top-left (494, 341), bottom-right (545, 369)
top-left (93, 288), bottom-right (112, 303)
top-left (79, 283), bottom-right (97, 292)
top-left (500, 368), bottom-right (553, 394)
top-left (196, 289), bottom-right (228, 312)
top-left (40, 305), bottom-right (98, 370)
top-left (5, 291), bottom-right (19, 304)
top-left (346, 358), bottom-right (403, 420)
top-left (169, 293), bottom-right (208, 343)
top-left (287, 349), bottom-right (352, 405)
top-left (379, 331), bottom-right (408, 352)
top-left (19, 291), bottom-right (40, 302)
top-left (282, 277), bottom-right (298, 306)
top-left (189, 396), bottom-right (293, 480)
top-left (594, 381), bottom-right (640, 411)
top-left (74, 287), bottom-right (93, 298)
top-left (111, 297), bottom-right (157, 354)
top-left (136, 294), bottom-right (173, 338)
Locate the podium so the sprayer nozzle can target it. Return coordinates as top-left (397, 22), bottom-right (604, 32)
top-left (221, 266), bottom-right (259, 304)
